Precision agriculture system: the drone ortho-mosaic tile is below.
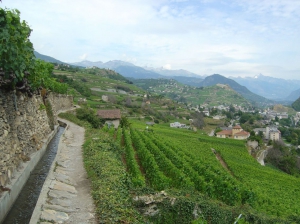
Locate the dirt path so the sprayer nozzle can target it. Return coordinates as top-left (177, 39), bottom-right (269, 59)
top-left (30, 118), bottom-right (97, 224)
top-left (257, 149), bottom-right (268, 166)
top-left (211, 148), bottom-right (234, 177)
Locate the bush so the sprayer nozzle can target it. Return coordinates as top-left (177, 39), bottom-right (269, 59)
top-left (76, 107), bottom-right (103, 128)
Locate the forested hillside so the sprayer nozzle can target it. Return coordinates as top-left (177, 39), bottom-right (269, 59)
top-left (292, 97), bottom-right (300, 111)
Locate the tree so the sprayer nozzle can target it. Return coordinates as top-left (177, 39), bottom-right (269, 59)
top-left (229, 104), bottom-right (235, 113)
top-left (76, 107), bottom-right (103, 128)
top-left (120, 116), bottom-right (131, 129)
top-left (107, 95), bottom-right (116, 103)
top-left (0, 8), bottom-right (35, 93)
top-left (214, 127), bottom-right (222, 136)
top-left (29, 60), bottom-right (68, 93)
top-left (125, 97), bottom-right (132, 107)
top-left (191, 112), bottom-right (205, 129)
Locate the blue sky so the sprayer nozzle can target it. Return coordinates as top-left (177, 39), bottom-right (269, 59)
top-left (2, 0), bottom-right (300, 79)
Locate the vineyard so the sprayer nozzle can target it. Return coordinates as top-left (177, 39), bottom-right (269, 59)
top-left (104, 120), bottom-right (300, 222)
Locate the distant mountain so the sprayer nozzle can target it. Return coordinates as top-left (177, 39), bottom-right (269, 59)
top-left (71, 60), bottom-right (161, 79)
top-left (114, 66), bottom-right (163, 79)
top-left (286, 88), bottom-right (300, 101)
top-left (147, 67), bottom-right (203, 78)
top-left (169, 76), bottom-right (204, 87)
top-left (231, 74), bottom-right (300, 100)
top-left (71, 60), bottom-right (135, 69)
top-left (71, 60), bottom-right (104, 68)
top-left (72, 60), bottom-right (206, 80)
top-left (292, 97), bottom-right (300, 111)
top-left (201, 74), bottom-right (272, 105)
top-left (34, 51), bottom-right (65, 64)
top-left (104, 60), bottom-right (135, 69)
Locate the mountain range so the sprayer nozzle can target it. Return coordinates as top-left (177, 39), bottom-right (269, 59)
top-left (34, 51), bottom-right (300, 103)
top-left (200, 74), bottom-right (272, 104)
top-left (231, 74), bottom-right (300, 101)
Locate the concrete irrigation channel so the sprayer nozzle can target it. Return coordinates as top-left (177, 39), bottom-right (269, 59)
top-left (2, 125), bottom-right (65, 224)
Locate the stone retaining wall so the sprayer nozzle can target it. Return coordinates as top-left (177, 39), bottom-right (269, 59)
top-left (0, 90), bottom-right (73, 188)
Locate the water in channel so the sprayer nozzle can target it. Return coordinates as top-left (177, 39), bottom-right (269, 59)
top-left (3, 126), bottom-right (65, 224)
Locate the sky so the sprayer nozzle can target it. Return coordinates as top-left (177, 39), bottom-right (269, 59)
top-left (2, 0), bottom-right (300, 79)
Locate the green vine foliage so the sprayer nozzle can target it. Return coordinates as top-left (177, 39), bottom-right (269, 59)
top-left (0, 8), bottom-right (68, 95)
top-left (0, 8), bottom-right (35, 91)
top-left (45, 99), bottom-right (55, 130)
top-left (29, 59), bottom-right (68, 93)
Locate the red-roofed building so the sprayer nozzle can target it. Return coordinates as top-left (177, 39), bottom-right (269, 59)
top-left (97, 109), bottom-right (121, 128)
top-left (216, 125), bottom-right (250, 140)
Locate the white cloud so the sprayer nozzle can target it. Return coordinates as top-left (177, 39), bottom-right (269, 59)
top-left (80, 53), bottom-right (88, 60)
top-left (163, 64), bottom-right (172, 70)
top-left (2, 0), bottom-right (300, 79)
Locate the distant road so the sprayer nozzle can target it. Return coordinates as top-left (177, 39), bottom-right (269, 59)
top-left (257, 149), bottom-right (268, 166)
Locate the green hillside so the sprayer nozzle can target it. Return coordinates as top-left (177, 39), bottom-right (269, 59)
top-left (68, 115), bottom-right (300, 223)
top-left (292, 97), bottom-right (300, 111)
top-left (53, 67), bottom-right (195, 122)
top-left (201, 74), bottom-right (273, 105)
top-left (53, 66), bottom-right (300, 222)
top-left (132, 78), bottom-right (251, 107)
top-left (34, 51), bottom-right (66, 64)
top-left (128, 120), bottom-right (300, 221)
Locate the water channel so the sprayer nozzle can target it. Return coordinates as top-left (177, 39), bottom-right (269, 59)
top-left (3, 126), bottom-right (65, 224)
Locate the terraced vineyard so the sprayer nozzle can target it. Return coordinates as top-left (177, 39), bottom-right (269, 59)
top-left (116, 121), bottom-right (300, 221)
top-left (132, 78), bottom-right (251, 107)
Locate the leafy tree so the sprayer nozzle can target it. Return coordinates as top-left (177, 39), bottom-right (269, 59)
top-left (120, 116), bottom-right (131, 128)
top-left (0, 9), bottom-right (67, 95)
top-left (191, 112), bottom-right (205, 129)
top-left (229, 104), bottom-right (235, 113)
top-left (125, 97), bottom-right (132, 107)
top-left (0, 8), bottom-right (35, 93)
top-left (209, 108), bottom-right (218, 116)
top-left (240, 113), bottom-right (251, 124)
top-left (29, 60), bottom-right (68, 93)
top-left (76, 107), bottom-right (103, 128)
top-left (107, 95), bottom-right (116, 103)
top-left (265, 141), bottom-right (299, 176)
top-left (214, 127), bottom-right (222, 136)
top-left (52, 73), bottom-right (91, 96)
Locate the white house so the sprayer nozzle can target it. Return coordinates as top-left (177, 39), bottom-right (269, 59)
top-left (203, 110), bottom-right (210, 116)
top-left (170, 122), bottom-right (186, 128)
top-left (102, 95), bottom-right (108, 102)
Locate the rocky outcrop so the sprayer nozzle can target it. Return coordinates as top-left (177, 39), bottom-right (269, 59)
top-left (0, 90), bottom-right (73, 188)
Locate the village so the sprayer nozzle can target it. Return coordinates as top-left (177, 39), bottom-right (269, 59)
top-left (170, 103), bottom-right (300, 144)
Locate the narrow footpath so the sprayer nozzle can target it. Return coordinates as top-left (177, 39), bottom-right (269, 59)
top-left (30, 118), bottom-right (97, 224)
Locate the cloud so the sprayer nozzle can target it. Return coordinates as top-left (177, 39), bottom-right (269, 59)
top-left (2, 0), bottom-right (300, 79)
top-left (163, 64), bottom-right (172, 70)
top-left (80, 53), bottom-right (88, 60)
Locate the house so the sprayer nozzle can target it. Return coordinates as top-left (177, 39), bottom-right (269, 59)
top-left (97, 109), bottom-right (121, 128)
top-left (267, 126), bottom-right (281, 141)
top-left (203, 110), bottom-right (210, 116)
top-left (253, 126), bottom-right (281, 141)
top-left (213, 115), bottom-right (225, 120)
top-left (102, 95), bottom-right (108, 102)
top-left (216, 125), bottom-right (250, 140)
top-left (170, 122), bottom-right (186, 128)
top-left (146, 122), bottom-right (155, 126)
top-left (77, 98), bottom-right (87, 105)
top-left (253, 128), bottom-right (266, 137)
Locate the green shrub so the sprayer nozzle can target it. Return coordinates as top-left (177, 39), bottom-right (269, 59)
top-left (76, 107), bottom-right (103, 128)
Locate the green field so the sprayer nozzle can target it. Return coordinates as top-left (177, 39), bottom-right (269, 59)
top-left (118, 119), bottom-right (300, 221)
